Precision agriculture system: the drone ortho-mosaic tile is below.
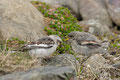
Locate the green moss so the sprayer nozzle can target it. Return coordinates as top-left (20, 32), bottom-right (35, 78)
top-left (7, 38), bottom-right (25, 44)
top-left (1, 37), bottom-right (26, 51)
top-left (32, 1), bottom-right (82, 54)
top-left (109, 35), bottom-right (120, 54)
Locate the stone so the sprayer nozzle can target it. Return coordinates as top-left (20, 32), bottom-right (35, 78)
top-left (0, 66), bottom-right (77, 80)
top-left (79, 54), bottom-right (114, 80)
top-left (112, 62), bottom-right (120, 69)
top-left (81, 54), bottom-right (116, 80)
top-left (35, 0), bottom-right (80, 18)
top-left (79, 20), bottom-right (113, 36)
top-left (83, 54), bottom-right (109, 74)
top-left (79, 0), bottom-right (112, 27)
top-left (106, 0), bottom-right (120, 26)
top-left (99, 69), bottom-right (112, 80)
top-left (99, 67), bottom-right (120, 80)
top-left (0, 0), bottom-right (45, 41)
top-left (48, 54), bottom-right (79, 70)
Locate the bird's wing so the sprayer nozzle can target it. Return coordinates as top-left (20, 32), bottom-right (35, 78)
top-left (21, 36), bottom-right (55, 50)
top-left (76, 38), bottom-right (101, 49)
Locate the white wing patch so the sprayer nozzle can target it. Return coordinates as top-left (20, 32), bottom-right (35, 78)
top-left (27, 43), bottom-right (54, 49)
top-left (81, 41), bottom-right (100, 45)
top-left (22, 36), bottom-right (55, 50)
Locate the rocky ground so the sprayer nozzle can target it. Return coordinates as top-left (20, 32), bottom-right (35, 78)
top-left (0, 0), bottom-right (120, 80)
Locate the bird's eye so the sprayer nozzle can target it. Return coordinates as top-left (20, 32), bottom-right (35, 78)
top-left (68, 35), bottom-right (74, 38)
top-left (57, 40), bottom-right (62, 45)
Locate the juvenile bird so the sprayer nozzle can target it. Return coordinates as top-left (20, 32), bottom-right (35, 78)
top-left (21, 35), bottom-right (62, 58)
top-left (68, 31), bottom-right (108, 56)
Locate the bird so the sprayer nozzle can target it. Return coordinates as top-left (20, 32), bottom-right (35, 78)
top-left (67, 31), bottom-right (108, 56)
top-left (21, 35), bottom-right (62, 58)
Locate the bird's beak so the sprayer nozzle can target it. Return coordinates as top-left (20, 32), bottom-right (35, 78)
top-left (65, 37), bottom-right (69, 41)
top-left (57, 40), bottom-right (62, 46)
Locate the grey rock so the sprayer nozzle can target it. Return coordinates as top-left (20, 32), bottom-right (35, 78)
top-left (112, 62), bottom-right (120, 69)
top-left (0, 66), bottom-right (77, 80)
top-left (83, 54), bottom-right (118, 80)
top-left (99, 70), bottom-right (112, 80)
top-left (81, 54), bottom-right (111, 80)
top-left (0, 0), bottom-right (45, 41)
top-left (48, 54), bottom-right (79, 70)
top-left (80, 55), bottom-right (120, 80)
top-left (106, 0), bottom-right (120, 26)
top-left (29, 0), bottom-right (112, 27)
top-left (83, 54), bottom-right (109, 73)
top-left (34, 0), bottom-right (80, 17)
top-left (79, 20), bottom-right (113, 36)
top-left (99, 67), bottom-right (120, 80)
top-left (113, 78), bottom-right (120, 80)
top-left (79, 0), bottom-right (112, 27)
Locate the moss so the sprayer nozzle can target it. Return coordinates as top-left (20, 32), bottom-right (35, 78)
top-left (108, 34), bottom-right (120, 55)
top-left (0, 1), bottom-right (83, 75)
top-left (5, 37), bottom-right (26, 51)
top-left (32, 1), bottom-right (82, 54)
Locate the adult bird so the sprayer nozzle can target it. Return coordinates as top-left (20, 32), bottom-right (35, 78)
top-left (21, 35), bottom-right (62, 58)
top-left (67, 31), bottom-right (108, 56)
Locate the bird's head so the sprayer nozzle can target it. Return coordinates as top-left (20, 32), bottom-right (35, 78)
top-left (67, 31), bottom-right (80, 42)
top-left (49, 35), bottom-right (62, 45)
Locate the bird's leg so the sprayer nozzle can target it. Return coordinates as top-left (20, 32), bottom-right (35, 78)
top-left (81, 55), bottom-right (91, 64)
top-left (42, 56), bottom-right (53, 63)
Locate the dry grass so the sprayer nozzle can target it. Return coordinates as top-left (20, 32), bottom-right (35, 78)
top-left (0, 51), bottom-right (42, 76)
top-left (0, 38), bottom-right (43, 76)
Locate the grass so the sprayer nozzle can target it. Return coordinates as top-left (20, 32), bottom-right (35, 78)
top-left (0, 38), bottom-right (41, 75)
top-left (109, 34), bottom-right (120, 55)
top-left (0, 1), bottom-right (83, 76)
top-left (30, 1), bottom-right (120, 80)
top-left (31, 2), bottom-right (120, 80)
top-left (0, 1), bottom-right (82, 75)
top-left (0, 51), bottom-right (42, 76)
top-left (32, 1), bottom-right (82, 55)
top-left (0, 1), bottom-right (120, 79)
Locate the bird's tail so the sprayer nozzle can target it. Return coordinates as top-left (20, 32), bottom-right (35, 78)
top-left (11, 45), bottom-right (30, 52)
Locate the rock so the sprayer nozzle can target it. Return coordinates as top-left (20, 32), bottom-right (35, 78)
top-left (113, 78), bottom-right (120, 80)
top-left (82, 54), bottom-right (117, 80)
top-left (99, 69), bottom-right (112, 80)
top-left (48, 54), bottom-right (79, 70)
top-left (99, 67), bottom-right (120, 80)
top-left (83, 54), bottom-right (109, 74)
top-left (79, 0), bottom-right (112, 27)
top-left (106, 0), bottom-right (120, 26)
top-left (0, 0), bottom-right (45, 41)
top-left (112, 62), bottom-right (120, 69)
top-left (79, 54), bottom-right (113, 80)
top-left (0, 66), bottom-right (77, 80)
top-left (79, 20), bottom-right (113, 36)
top-left (36, 0), bottom-right (80, 18)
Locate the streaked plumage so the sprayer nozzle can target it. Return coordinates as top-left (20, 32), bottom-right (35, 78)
top-left (21, 35), bottom-right (62, 58)
top-left (68, 31), bottom-right (108, 56)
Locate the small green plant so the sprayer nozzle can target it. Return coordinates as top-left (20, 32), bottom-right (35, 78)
top-left (0, 38), bottom-right (26, 51)
top-left (111, 43), bottom-right (120, 48)
top-left (5, 37), bottom-right (26, 51)
top-left (0, 38), bottom-right (39, 75)
top-left (32, 1), bottom-right (82, 54)
top-left (109, 35), bottom-right (120, 54)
